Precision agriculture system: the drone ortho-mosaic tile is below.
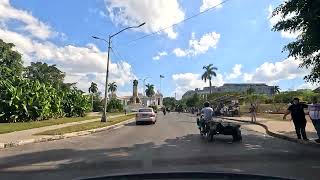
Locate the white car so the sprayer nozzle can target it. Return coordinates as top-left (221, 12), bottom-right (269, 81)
top-left (136, 108), bottom-right (157, 125)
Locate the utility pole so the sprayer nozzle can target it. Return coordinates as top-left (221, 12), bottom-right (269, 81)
top-left (92, 22), bottom-right (145, 122)
top-left (103, 36), bottom-right (111, 122)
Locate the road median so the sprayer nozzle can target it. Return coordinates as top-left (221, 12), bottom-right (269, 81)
top-left (36, 114), bottom-right (135, 135)
top-left (0, 114), bottom-right (136, 149)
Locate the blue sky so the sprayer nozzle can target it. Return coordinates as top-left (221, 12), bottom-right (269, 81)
top-left (0, 0), bottom-right (316, 99)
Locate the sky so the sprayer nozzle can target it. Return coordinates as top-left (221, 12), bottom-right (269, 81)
top-left (0, 0), bottom-right (317, 99)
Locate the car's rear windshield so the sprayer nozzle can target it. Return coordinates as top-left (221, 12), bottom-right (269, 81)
top-left (139, 109), bottom-right (152, 112)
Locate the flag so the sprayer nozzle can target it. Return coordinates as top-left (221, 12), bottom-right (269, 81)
top-left (160, 75), bottom-right (165, 78)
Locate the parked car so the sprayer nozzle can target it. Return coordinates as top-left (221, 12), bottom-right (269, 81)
top-left (136, 108), bottom-right (157, 125)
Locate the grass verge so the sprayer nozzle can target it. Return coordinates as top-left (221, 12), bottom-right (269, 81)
top-left (36, 114), bottom-right (135, 135)
top-left (0, 116), bottom-right (101, 134)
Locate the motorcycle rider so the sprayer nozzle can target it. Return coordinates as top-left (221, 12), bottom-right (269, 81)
top-left (162, 106), bottom-right (166, 115)
top-left (198, 101), bottom-right (214, 130)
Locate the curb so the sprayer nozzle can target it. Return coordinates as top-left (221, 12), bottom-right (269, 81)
top-left (221, 117), bottom-right (320, 147)
top-left (0, 118), bottom-right (135, 150)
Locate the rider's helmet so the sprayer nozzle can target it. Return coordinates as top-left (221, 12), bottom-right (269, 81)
top-left (204, 101), bottom-right (210, 107)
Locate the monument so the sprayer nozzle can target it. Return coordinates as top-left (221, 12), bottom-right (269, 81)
top-left (129, 79), bottom-right (141, 104)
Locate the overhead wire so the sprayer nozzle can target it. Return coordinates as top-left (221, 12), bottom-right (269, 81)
top-left (109, 0), bottom-right (232, 80)
top-left (123, 0), bottom-right (231, 46)
top-left (110, 44), bottom-right (140, 77)
top-left (110, 46), bottom-right (125, 61)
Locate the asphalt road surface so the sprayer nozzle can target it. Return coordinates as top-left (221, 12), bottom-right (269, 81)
top-left (0, 112), bottom-right (319, 180)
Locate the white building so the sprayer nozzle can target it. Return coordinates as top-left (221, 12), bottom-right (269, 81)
top-left (182, 83), bottom-right (276, 99)
top-left (116, 92), bottom-right (163, 109)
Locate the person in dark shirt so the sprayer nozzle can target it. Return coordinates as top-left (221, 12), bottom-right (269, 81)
top-left (283, 98), bottom-right (308, 140)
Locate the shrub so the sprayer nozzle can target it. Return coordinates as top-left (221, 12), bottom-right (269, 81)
top-left (107, 99), bottom-right (123, 112)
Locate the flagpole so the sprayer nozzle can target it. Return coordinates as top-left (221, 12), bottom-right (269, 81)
top-left (160, 76), bottom-right (161, 94)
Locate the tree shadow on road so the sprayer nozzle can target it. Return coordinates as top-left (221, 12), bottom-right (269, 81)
top-left (0, 131), bottom-right (319, 180)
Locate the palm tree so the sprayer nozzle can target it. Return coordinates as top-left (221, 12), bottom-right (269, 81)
top-left (108, 82), bottom-right (117, 98)
top-left (273, 86), bottom-right (281, 94)
top-left (145, 84), bottom-right (155, 105)
top-left (201, 64), bottom-right (218, 94)
top-left (88, 82), bottom-right (98, 111)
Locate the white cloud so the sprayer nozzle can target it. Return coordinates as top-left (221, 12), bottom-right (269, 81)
top-left (0, 1), bottom-right (136, 93)
top-left (117, 91), bottom-right (132, 97)
top-left (172, 72), bottom-right (224, 99)
top-left (172, 48), bottom-right (188, 57)
top-left (295, 83), bottom-right (318, 90)
top-left (200, 0), bottom-right (222, 12)
top-left (268, 4), bottom-right (300, 39)
top-left (0, 0), bottom-right (54, 40)
top-left (172, 32), bottom-right (220, 57)
top-left (243, 57), bottom-right (309, 84)
top-left (226, 64), bottom-right (242, 80)
top-left (243, 73), bottom-right (253, 82)
top-left (189, 32), bottom-right (220, 55)
top-left (152, 51), bottom-right (168, 60)
top-left (99, 11), bottom-right (107, 18)
top-left (152, 56), bottom-right (160, 60)
top-left (159, 51), bottom-right (168, 56)
top-left (105, 0), bottom-right (185, 39)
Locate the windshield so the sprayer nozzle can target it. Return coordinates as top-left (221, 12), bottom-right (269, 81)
top-left (139, 109), bottom-right (153, 112)
top-left (0, 0), bottom-right (319, 180)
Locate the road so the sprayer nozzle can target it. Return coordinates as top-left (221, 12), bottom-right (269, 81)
top-left (0, 112), bottom-right (319, 180)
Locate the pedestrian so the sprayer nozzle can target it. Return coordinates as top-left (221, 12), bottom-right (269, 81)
top-left (162, 106), bottom-right (166, 115)
top-left (249, 103), bottom-right (256, 123)
top-left (308, 96), bottom-right (320, 143)
top-left (124, 109), bottom-right (127, 115)
top-left (283, 98), bottom-right (309, 140)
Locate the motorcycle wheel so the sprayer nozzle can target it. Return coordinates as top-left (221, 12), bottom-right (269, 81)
top-left (232, 129), bottom-right (242, 142)
top-left (208, 133), bottom-right (214, 142)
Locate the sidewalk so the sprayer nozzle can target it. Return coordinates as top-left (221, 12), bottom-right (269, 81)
top-left (222, 116), bottom-right (319, 145)
top-left (0, 114), bottom-right (128, 146)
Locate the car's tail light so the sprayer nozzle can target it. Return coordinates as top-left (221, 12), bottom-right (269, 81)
top-left (150, 113), bottom-right (155, 117)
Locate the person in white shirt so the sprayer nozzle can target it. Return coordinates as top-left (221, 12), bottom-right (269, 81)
top-left (308, 97), bottom-right (320, 143)
top-left (201, 101), bottom-right (214, 121)
top-left (197, 102), bottom-right (214, 131)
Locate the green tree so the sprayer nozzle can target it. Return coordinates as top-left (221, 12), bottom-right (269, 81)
top-left (0, 39), bottom-right (90, 122)
top-left (186, 93), bottom-right (200, 108)
top-left (107, 99), bottom-right (123, 112)
top-left (63, 87), bottom-right (90, 117)
top-left (273, 86), bottom-right (281, 94)
top-left (145, 84), bottom-right (155, 105)
top-left (271, 0), bottom-right (320, 83)
top-left (92, 92), bottom-right (103, 112)
top-left (163, 97), bottom-right (177, 109)
top-left (201, 64), bottom-right (218, 94)
top-left (108, 82), bottom-right (117, 98)
top-left (274, 91), bottom-right (302, 103)
top-left (24, 62), bottom-right (65, 87)
top-left (0, 39), bottom-right (23, 77)
top-left (246, 87), bottom-right (255, 95)
top-left (88, 82), bottom-right (98, 111)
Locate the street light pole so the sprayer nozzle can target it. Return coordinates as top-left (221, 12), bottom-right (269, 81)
top-left (101, 35), bottom-right (111, 122)
top-left (93, 22), bottom-right (145, 122)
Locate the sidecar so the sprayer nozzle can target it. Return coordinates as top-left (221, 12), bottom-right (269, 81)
top-left (197, 118), bottom-right (242, 142)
